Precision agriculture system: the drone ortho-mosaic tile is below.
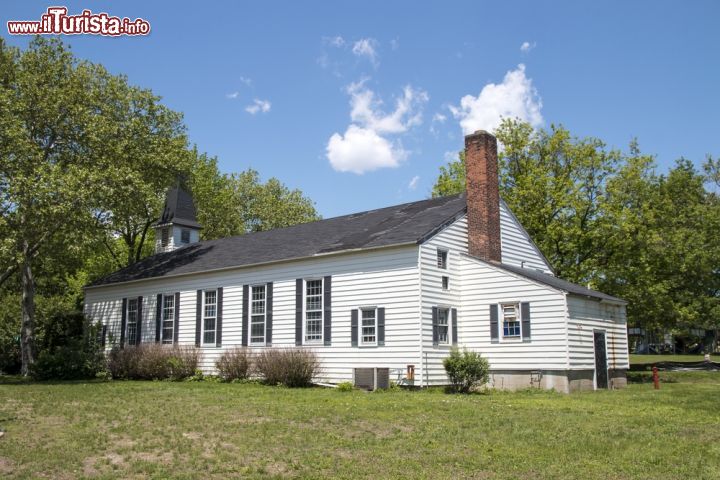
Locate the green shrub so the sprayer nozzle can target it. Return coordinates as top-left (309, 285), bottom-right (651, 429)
top-left (336, 381), bottom-right (354, 392)
top-left (30, 321), bottom-right (105, 381)
top-left (215, 347), bottom-right (251, 381)
top-left (443, 347), bottom-right (490, 393)
top-left (107, 344), bottom-right (201, 380)
top-left (255, 348), bottom-right (318, 387)
top-left (31, 340), bottom-right (105, 380)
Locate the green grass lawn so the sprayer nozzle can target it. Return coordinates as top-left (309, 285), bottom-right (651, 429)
top-left (1, 374), bottom-right (719, 480)
top-left (630, 354), bottom-right (713, 365)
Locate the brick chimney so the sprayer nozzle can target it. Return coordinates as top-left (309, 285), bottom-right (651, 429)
top-left (465, 130), bottom-right (502, 262)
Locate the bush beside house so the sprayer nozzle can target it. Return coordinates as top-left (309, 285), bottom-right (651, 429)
top-left (443, 347), bottom-right (490, 393)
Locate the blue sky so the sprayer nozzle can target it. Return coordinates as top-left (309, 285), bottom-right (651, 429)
top-left (3, 1), bottom-right (719, 218)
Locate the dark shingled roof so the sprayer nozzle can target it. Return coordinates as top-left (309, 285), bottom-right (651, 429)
top-left (156, 185), bottom-right (202, 229)
top-left (89, 193), bottom-right (468, 287)
top-left (486, 260), bottom-right (626, 304)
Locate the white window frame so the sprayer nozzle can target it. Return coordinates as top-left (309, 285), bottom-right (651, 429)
top-left (303, 278), bottom-right (324, 344)
top-left (180, 228), bottom-right (191, 244)
top-left (161, 294), bottom-right (175, 344)
top-left (437, 248), bottom-right (448, 270)
top-left (441, 275), bottom-right (450, 291)
top-left (501, 302), bottom-right (521, 339)
top-left (126, 297), bottom-right (139, 345)
top-left (250, 284), bottom-right (267, 346)
top-left (201, 289), bottom-right (217, 346)
top-left (359, 307), bottom-right (378, 347)
top-left (437, 306), bottom-right (451, 345)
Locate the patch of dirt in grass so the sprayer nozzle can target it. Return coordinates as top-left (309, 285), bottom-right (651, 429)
top-left (109, 434), bottom-right (137, 449)
top-left (0, 456), bottom-right (15, 475)
top-left (346, 420), bottom-right (413, 439)
top-left (40, 415), bottom-right (68, 427)
top-left (182, 431), bottom-right (202, 440)
top-left (220, 441), bottom-right (239, 451)
top-left (133, 451), bottom-right (173, 464)
top-left (82, 453), bottom-right (126, 477)
top-left (263, 461), bottom-right (290, 476)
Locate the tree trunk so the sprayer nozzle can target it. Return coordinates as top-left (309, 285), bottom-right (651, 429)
top-left (20, 243), bottom-right (36, 376)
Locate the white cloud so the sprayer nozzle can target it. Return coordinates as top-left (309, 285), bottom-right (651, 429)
top-left (326, 125), bottom-right (406, 174)
top-left (226, 91), bottom-right (240, 99)
top-left (450, 64), bottom-right (543, 135)
top-left (326, 82), bottom-right (428, 174)
top-left (245, 98), bottom-right (271, 115)
top-left (433, 112), bottom-right (447, 123)
top-left (390, 37), bottom-right (400, 51)
top-left (444, 150), bottom-right (459, 163)
top-left (408, 175), bottom-right (420, 190)
top-left (347, 80), bottom-right (428, 134)
top-left (239, 76), bottom-right (252, 86)
top-left (352, 38), bottom-right (379, 66)
top-left (520, 41), bottom-right (536, 53)
top-left (323, 35), bottom-right (346, 47)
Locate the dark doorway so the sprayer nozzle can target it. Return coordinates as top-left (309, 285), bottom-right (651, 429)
top-left (594, 330), bottom-right (609, 389)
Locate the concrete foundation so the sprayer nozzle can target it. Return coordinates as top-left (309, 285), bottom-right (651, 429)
top-left (488, 369), bottom-right (628, 393)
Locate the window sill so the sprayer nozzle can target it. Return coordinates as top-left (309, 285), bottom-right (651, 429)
top-left (500, 337), bottom-right (526, 344)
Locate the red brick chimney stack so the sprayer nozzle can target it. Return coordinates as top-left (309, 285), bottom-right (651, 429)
top-left (464, 130), bottom-right (502, 262)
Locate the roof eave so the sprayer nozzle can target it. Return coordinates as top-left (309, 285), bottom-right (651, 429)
top-left (84, 241), bottom-right (417, 291)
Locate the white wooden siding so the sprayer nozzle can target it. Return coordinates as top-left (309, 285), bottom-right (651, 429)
top-left (500, 201), bottom-right (553, 274)
top-left (418, 211), bottom-right (555, 385)
top-left (419, 217), bottom-right (467, 385)
top-left (84, 245), bottom-right (421, 382)
top-left (458, 256), bottom-right (569, 370)
top-left (567, 296), bottom-right (629, 370)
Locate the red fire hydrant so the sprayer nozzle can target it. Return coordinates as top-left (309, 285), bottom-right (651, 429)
top-left (652, 366), bottom-right (660, 390)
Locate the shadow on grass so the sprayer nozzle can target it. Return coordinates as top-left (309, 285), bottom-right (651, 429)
top-left (0, 375), bottom-right (112, 386)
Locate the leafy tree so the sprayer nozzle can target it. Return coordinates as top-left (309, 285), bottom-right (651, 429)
top-left (189, 152), bottom-right (319, 240)
top-left (432, 119), bottom-right (720, 334)
top-left (0, 37), bottom-right (114, 374)
top-left (0, 37), bottom-right (321, 375)
top-left (89, 74), bottom-right (190, 269)
top-left (434, 119), bottom-right (623, 282)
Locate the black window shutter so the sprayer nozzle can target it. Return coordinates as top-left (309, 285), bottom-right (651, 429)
top-left (120, 298), bottom-right (127, 348)
top-left (101, 324), bottom-right (107, 348)
top-left (451, 308), bottom-right (458, 346)
top-left (216, 287), bottom-right (223, 347)
top-left (195, 290), bottom-right (202, 347)
top-left (136, 296), bottom-right (143, 345)
top-left (242, 285), bottom-right (249, 347)
top-left (173, 292), bottom-right (180, 344)
top-left (490, 304), bottom-right (499, 343)
top-left (521, 302), bottom-right (531, 342)
top-left (155, 294), bottom-right (162, 342)
top-left (377, 307), bottom-right (385, 346)
top-left (295, 279), bottom-right (303, 346)
top-left (265, 282), bottom-right (273, 346)
top-left (323, 276), bottom-right (332, 346)
top-left (432, 306), bottom-right (439, 346)
top-left (351, 309), bottom-right (358, 347)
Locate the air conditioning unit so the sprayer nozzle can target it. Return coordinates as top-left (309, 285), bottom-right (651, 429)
top-left (354, 368), bottom-right (390, 391)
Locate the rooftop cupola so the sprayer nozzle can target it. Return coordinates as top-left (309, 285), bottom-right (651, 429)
top-left (154, 181), bottom-right (202, 254)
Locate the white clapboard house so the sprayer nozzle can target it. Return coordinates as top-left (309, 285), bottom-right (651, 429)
top-left (84, 130), bottom-right (629, 392)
